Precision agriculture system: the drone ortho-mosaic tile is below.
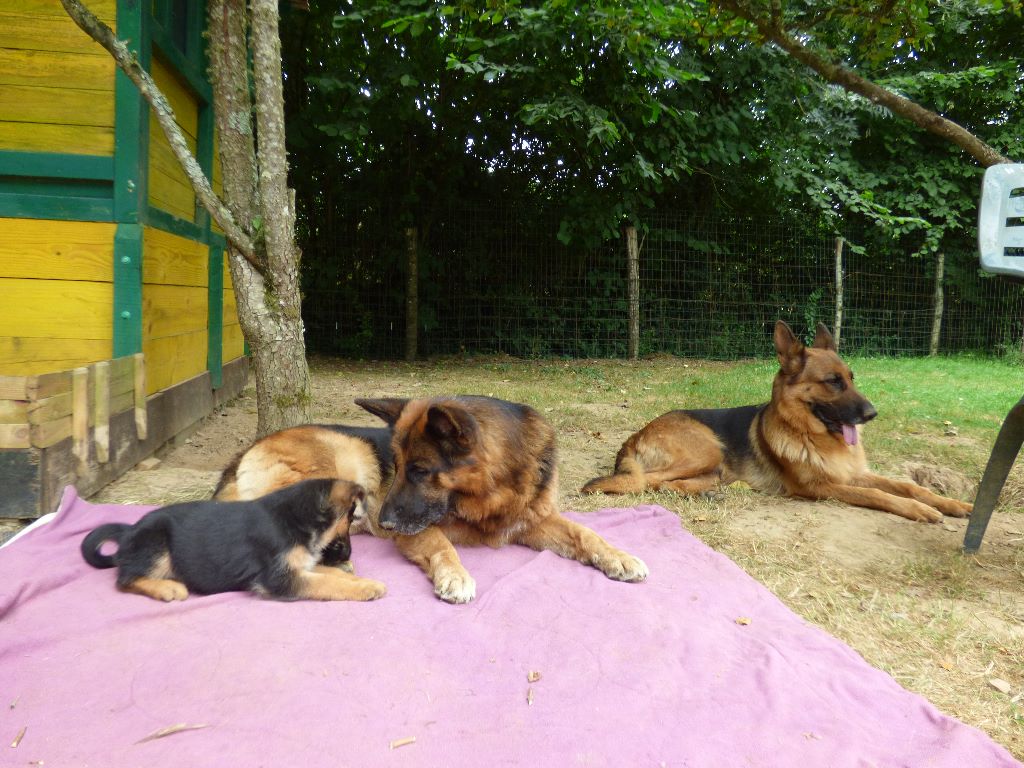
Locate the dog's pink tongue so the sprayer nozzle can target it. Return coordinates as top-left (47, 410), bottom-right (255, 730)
top-left (842, 424), bottom-right (858, 446)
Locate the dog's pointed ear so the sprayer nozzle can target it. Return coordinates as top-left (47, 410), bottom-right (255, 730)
top-left (773, 320), bottom-right (805, 374)
top-left (355, 397), bottom-right (409, 426)
top-left (812, 323), bottom-right (836, 351)
top-left (426, 404), bottom-right (477, 454)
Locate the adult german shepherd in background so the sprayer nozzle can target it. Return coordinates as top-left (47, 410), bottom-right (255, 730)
top-left (82, 479), bottom-right (386, 602)
top-left (582, 321), bottom-right (973, 523)
top-left (355, 396), bottom-right (649, 603)
top-left (214, 424), bottom-right (392, 568)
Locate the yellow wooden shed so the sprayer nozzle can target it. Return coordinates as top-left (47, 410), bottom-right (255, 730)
top-left (0, 0), bottom-right (247, 517)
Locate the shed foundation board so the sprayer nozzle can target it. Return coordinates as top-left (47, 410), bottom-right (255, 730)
top-left (5, 356), bottom-right (247, 519)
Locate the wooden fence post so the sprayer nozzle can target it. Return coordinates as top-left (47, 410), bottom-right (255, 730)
top-left (930, 251), bottom-right (945, 356)
top-left (93, 361), bottom-right (110, 464)
top-left (72, 367), bottom-right (89, 475)
top-left (405, 226), bottom-right (418, 362)
top-left (133, 352), bottom-right (148, 440)
top-left (625, 225), bottom-right (640, 360)
top-left (833, 237), bottom-right (844, 349)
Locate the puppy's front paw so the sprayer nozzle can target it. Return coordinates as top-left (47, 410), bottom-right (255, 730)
top-left (599, 551), bottom-right (649, 583)
top-left (158, 581), bottom-right (189, 601)
top-left (352, 578), bottom-right (387, 601)
top-left (433, 567), bottom-right (476, 604)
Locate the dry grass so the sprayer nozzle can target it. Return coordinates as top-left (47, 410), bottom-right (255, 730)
top-left (92, 355), bottom-right (1024, 758)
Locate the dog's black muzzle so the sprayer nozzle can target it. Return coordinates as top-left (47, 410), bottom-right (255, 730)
top-left (812, 398), bottom-right (877, 433)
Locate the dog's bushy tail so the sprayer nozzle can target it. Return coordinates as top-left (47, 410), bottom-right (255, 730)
top-left (212, 450), bottom-right (243, 500)
top-left (581, 456), bottom-right (648, 495)
top-left (80, 524), bottom-right (129, 568)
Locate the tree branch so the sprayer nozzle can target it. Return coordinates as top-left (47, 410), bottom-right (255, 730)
top-left (715, 0), bottom-right (1013, 168)
top-left (59, 0), bottom-right (265, 270)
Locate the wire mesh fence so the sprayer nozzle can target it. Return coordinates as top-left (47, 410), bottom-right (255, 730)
top-left (301, 206), bottom-right (1024, 360)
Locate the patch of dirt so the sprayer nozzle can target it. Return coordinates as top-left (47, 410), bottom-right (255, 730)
top-left (86, 357), bottom-right (1024, 759)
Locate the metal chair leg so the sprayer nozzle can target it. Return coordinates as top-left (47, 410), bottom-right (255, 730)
top-left (963, 395), bottom-right (1024, 554)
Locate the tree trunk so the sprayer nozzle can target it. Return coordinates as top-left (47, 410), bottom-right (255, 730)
top-left (405, 226), bottom-right (419, 362)
top-left (833, 237), bottom-right (844, 349)
top-left (206, 0), bottom-right (311, 436)
top-left (930, 251), bottom-right (945, 356)
top-left (248, 0), bottom-right (311, 433)
top-left (625, 225), bottom-right (640, 360)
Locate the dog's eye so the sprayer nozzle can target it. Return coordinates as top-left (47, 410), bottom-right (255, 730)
top-left (826, 375), bottom-right (845, 391)
top-left (406, 464), bottom-right (430, 482)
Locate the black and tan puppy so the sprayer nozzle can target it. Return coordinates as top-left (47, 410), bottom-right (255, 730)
top-left (81, 479), bottom-right (387, 602)
top-left (213, 424), bottom-right (393, 568)
top-left (355, 395), bottom-right (648, 604)
top-left (582, 321), bottom-right (973, 523)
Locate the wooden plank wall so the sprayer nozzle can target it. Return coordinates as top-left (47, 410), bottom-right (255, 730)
top-left (148, 54), bottom-right (198, 221)
top-left (0, 217), bottom-right (115, 374)
top-left (142, 226), bottom-right (208, 393)
top-left (0, 0), bottom-right (116, 156)
top-left (222, 257), bottom-right (244, 361)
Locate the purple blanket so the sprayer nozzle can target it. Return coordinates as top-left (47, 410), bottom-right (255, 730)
top-left (1, 488), bottom-right (1018, 768)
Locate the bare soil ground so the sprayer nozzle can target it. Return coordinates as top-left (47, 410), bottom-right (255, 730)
top-left (89, 357), bottom-right (1024, 758)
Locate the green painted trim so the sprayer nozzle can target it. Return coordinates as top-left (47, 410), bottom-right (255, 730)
top-left (0, 176), bottom-right (114, 220)
top-left (0, 193), bottom-right (114, 221)
top-left (195, 102), bottom-right (215, 232)
top-left (0, 151), bottom-right (114, 181)
top-left (191, 0), bottom-right (209, 71)
top-left (0, 177), bottom-right (112, 199)
top-left (207, 243), bottom-right (224, 388)
top-left (146, 205), bottom-right (207, 241)
top-left (149, 20), bottom-right (212, 103)
top-left (114, 0), bottom-right (150, 223)
top-left (113, 223), bottom-right (144, 356)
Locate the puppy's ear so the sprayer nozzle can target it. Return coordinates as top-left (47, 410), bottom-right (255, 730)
top-left (355, 397), bottom-right (409, 426)
top-left (773, 320), bottom-right (805, 376)
top-left (329, 481), bottom-right (366, 516)
top-left (812, 322), bottom-right (836, 351)
top-left (426, 404), bottom-right (477, 454)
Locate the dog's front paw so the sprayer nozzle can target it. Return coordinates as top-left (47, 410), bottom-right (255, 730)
top-left (939, 499), bottom-right (972, 518)
top-left (352, 578), bottom-right (387, 601)
top-left (905, 500), bottom-right (943, 523)
top-left (599, 551), bottom-right (649, 583)
top-left (433, 567), bottom-right (476, 604)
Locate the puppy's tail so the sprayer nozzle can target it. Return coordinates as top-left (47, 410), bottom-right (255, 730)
top-left (80, 524), bottom-right (129, 569)
top-left (581, 456), bottom-right (648, 495)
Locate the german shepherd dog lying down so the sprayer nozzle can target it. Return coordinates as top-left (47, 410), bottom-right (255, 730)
top-left (582, 321), bottom-right (973, 523)
top-left (355, 396), bottom-right (649, 604)
top-left (81, 479), bottom-right (387, 602)
top-left (214, 424), bottom-right (393, 570)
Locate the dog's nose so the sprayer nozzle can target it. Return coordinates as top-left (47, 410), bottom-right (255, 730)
top-left (378, 507), bottom-right (401, 530)
top-left (861, 401), bottom-right (878, 423)
top-left (336, 538), bottom-right (352, 562)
